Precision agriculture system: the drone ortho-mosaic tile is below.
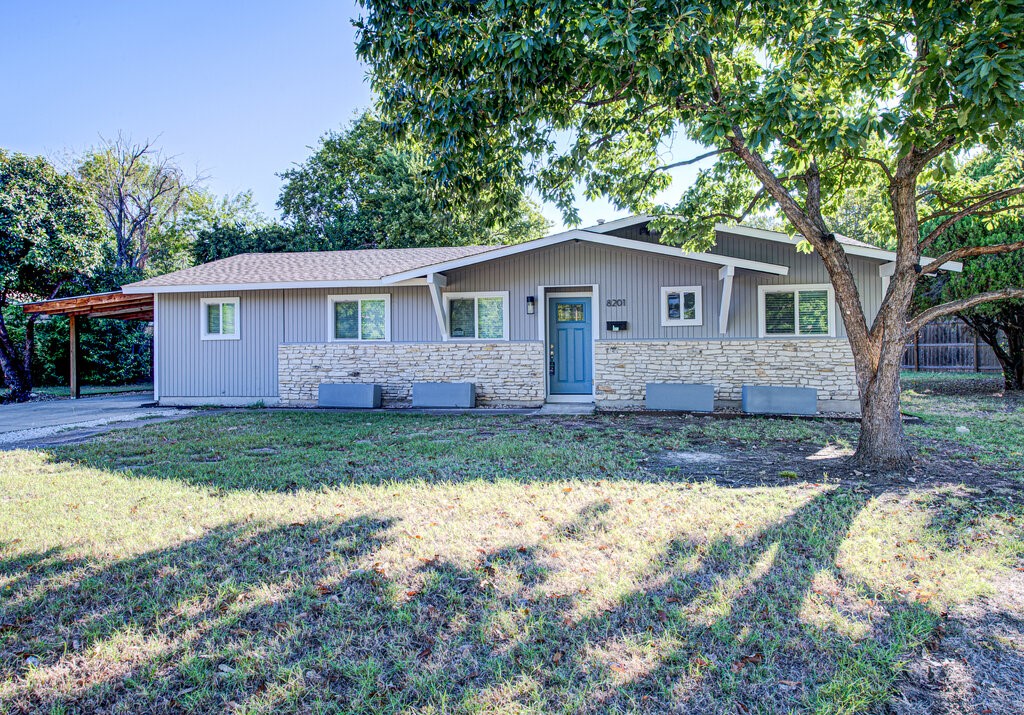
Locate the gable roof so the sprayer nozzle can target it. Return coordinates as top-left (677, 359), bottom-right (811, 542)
top-left (714, 224), bottom-right (962, 271)
top-left (121, 214), bottom-right (961, 296)
top-left (122, 245), bottom-right (500, 293)
top-left (379, 228), bottom-right (789, 283)
top-left (582, 214), bottom-right (961, 271)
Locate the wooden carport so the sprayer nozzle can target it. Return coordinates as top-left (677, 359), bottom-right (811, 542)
top-left (22, 291), bottom-right (154, 399)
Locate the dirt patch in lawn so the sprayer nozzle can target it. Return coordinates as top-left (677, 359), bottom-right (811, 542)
top-left (648, 440), bottom-right (1023, 497)
top-left (894, 570), bottom-right (1024, 715)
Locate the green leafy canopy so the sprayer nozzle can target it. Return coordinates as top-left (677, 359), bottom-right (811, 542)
top-left (0, 149), bottom-right (105, 298)
top-left (277, 110), bottom-right (549, 249)
top-left (356, 0), bottom-right (1024, 249)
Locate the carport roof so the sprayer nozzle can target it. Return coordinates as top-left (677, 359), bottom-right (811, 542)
top-left (22, 291), bottom-right (154, 321)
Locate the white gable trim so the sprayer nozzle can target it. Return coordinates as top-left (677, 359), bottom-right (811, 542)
top-left (715, 224), bottom-right (963, 272)
top-left (380, 229), bottom-right (788, 283)
top-left (582, 214), bottom-right (653, 234)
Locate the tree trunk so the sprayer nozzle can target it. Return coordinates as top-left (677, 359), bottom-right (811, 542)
top-left (0, 310), bottom-right (33, 402)
top-left (962, 315), bottom-right (1024, 391)
top-left (1001, 327), bottom-right (1024, 390)
top-left (850, 333), bottom-right (914, 469)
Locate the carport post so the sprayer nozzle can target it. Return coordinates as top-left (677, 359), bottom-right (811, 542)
top-left (69, 315), bottom-right (80, 400)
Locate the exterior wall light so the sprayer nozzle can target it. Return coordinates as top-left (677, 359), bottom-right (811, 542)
top-left (526, 296), bottom-right (536, 314)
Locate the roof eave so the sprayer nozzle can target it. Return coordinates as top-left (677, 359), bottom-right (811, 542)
top-left (122, 277), bottom-right (430, 294)
top-left (715, 223), bottom-right (963, 272)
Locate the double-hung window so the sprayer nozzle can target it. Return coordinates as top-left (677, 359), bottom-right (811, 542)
top-left (660, 286), bottom-right (702, 327)
top-left (201, 298), bottom-right (239, 340)
top-left (329, 294), bottom-right (391, 341)
top-left (445, 292), bottom-right (509, 340)
top-left (758, 284), bottom-right (835, 337)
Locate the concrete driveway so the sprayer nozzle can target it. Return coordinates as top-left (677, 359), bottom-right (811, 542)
top-left (0, 394), bottom-right (191, 448)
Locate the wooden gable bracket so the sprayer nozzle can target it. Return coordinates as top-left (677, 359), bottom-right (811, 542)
top-left (426, 273), bottom-right (449, 341)
top-left (719, 265), bottom-right (735, 335)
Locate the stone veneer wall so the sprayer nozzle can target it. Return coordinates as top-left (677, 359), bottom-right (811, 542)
top-left (593, 339), bottom-right (858, 407)
top-left (278, 342), bottom-right (545, 407)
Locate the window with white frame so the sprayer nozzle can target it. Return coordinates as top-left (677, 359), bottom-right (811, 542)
top-left (660, 286), bottom-right (702, 327)
top-left (329, 294), bottom-right (391, 341)
top-left (445, 292), bottom-right (509, 340)
top-left (758, 284), bottom-right (834, 337)
top-left (201, 298), bottom-right (239, 340)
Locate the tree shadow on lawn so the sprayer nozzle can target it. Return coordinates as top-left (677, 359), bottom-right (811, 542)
top-left (1, 489), bottom-right (985, 714)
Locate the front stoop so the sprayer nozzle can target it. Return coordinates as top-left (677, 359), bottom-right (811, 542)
top-left (534, 402), bottom-right (596, 415)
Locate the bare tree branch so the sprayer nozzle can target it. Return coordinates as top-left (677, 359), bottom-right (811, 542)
top-left (920, 240), bottom-right (1024, 274)
top-left (657, 149), bottom-right (724, 172)
top-left (908, 289), bottom-right (1024, 333)
top-left (919, 186), bottom-right (1024, 250)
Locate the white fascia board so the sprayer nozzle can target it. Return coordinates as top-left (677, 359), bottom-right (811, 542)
top-left (380, 229), bottom-right (788, 282)
top-left (715, 223), bottom-right (962, 272)
top-left (581, 214), bottom-right (653, 233)
top-left (587, 231), bottom-right (789, 274)
top-left (379, 231), bottom-right (588, 283)
top-left (122, 278), bottom-right (429, 294)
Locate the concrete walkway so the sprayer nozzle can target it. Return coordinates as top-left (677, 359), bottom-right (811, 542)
top-left (0, 394), bottom-right (191, 448)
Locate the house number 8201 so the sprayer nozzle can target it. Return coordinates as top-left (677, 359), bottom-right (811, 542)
top-left (605, 298), bottom-right (626, 307)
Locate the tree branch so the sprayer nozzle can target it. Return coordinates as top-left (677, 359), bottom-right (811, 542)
top-left (919, 186), bottom-right (1024, 250)
top-left (908, 289), bottom-right (1024, 333)
top-left (920, 240), bottom-right (1024, 274)
top-left (657, 149), bottom-right (725, 172)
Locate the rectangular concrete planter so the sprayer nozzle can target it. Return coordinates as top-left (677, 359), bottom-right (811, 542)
top-left (318, 383), bottom-right (382, 409)
top-left (645, 383), bottom-right (715, 412)
top-left (412, 382), bottom-right (476, 408)
top-left (741, 385), bottom-right (817, 416)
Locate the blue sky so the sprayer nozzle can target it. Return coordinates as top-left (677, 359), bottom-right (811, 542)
top-left (1, 1), bottom-right (704, 232)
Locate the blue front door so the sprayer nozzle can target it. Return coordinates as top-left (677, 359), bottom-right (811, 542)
top-left (548, 297), bottom-right (593, 395)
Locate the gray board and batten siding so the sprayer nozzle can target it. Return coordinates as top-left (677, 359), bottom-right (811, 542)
top-left (155, 235), bottom-right (885, 404)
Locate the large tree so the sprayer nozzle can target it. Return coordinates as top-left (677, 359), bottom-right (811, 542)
top-left (278, 111), bottom-right (549, 249)
top-left (356, 0), bottom-right (1024, 468)
top-left (0, 150), bottom-right (104, 401)
top-left (77, 134), bottom-right (201, 272)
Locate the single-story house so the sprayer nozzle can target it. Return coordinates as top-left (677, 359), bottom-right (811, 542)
top-left (115, 215), bottom-right (959, 412)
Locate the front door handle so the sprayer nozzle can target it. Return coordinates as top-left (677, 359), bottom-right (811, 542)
top-left (549, 359), bottom-right (555, 375)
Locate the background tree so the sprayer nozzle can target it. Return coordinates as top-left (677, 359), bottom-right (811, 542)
top-left (0, 150), bottom-right (104, 401)
top-left (278, 111), bottom-right (548, 250)
top-left (76, 134), bottom-right (202, 272)
top-left (918, 216), bottom-right (1024, 389)
top-left (357, 0), bottom-right (1024, 468)
top-left (193, 223), bottom-right (310, 264)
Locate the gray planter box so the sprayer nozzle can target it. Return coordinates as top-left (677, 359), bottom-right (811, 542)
top-left (645, 383), bottom-right (715, 412)
top-left (318, 383), bottom-right (382, 409)
top-left (741, 385), bottom-right (817, 416)
top-left (412, 382), bottom-right (476, 408)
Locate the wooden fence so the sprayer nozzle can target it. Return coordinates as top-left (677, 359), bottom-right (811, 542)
top-left (902, 319), bottom-right (1002, 373)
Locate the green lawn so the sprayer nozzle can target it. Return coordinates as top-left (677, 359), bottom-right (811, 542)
top-left (1, 375), bottom-right (1021, 714)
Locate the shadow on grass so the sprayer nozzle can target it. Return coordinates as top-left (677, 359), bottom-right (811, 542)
top-left (0, 490), bottom-right (963, 714)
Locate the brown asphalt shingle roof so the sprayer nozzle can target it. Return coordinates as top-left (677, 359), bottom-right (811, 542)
top-left (124, 245), bottom-right (501, 289)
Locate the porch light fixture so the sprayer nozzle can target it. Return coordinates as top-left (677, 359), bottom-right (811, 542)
top-left (526, 295), bottom-right (536, 314)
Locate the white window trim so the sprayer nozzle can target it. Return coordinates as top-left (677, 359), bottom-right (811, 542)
top-left (200, 297), bottom-right (240, 341)
top-left (757, 283), bottom-right (836, 338)
top-left (328, 294), bottom-right (392, 342)
top-left (443, 291), bottom-right (510, 341)
top-left (660, 286), bottom-right (703, 327)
